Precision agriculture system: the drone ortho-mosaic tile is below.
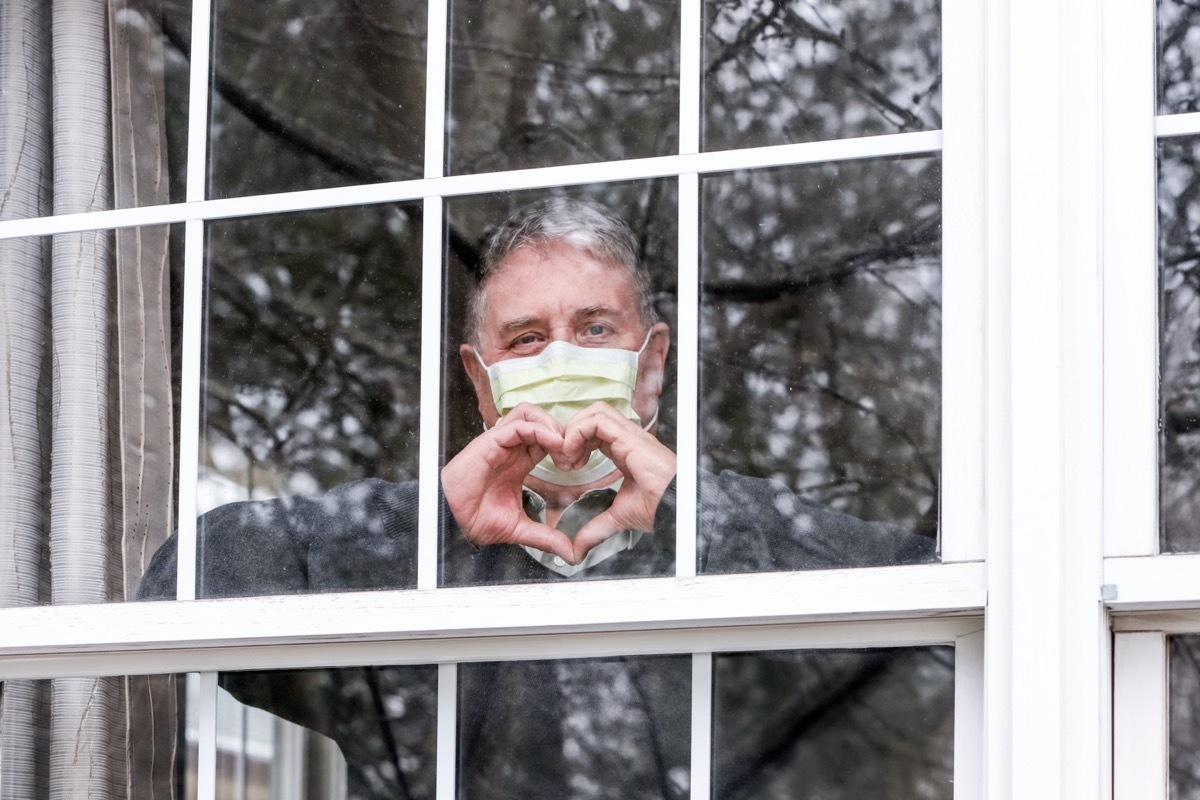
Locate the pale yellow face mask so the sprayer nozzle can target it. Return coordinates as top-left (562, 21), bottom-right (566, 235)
top-left (474, 331), bottom-right (657, 486)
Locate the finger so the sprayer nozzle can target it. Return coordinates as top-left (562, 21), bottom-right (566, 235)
top-left (570, 509), bottom-right (623, 564)
top-left (498, 402), bottom-right (565, 434)
top-left (512, 517), bottom-right (577, 565)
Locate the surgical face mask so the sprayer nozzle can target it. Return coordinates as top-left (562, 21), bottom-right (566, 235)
top-left (474, 331), bottom-right (657, 486)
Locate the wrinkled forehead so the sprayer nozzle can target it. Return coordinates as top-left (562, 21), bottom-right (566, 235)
top-left (480, 241), bottom-right (637, 309)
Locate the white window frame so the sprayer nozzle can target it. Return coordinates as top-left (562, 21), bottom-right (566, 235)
top-left (0, 0), bottom-right (998, 797)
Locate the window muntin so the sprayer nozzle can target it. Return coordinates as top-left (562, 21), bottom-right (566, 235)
top-left (702, 0), bottom-right (941, 152)
top-left (205, 0), bottom-right (428, 199)
top-left (444, 0), bottom-right (680, 175)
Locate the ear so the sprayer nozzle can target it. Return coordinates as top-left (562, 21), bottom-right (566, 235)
top-left (633, 322), bottom-right (670, 424)
top-left (460, 344), bottom-right (500, 428)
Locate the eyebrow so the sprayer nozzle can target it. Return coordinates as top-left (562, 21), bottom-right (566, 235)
top-left (498, 315), bottom-right (541, 336)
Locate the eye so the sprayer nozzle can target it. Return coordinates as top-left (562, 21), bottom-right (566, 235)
top-left (516, 333), bottom-right (539, 345)
top-left (584, 323), bottom-right (608, 337)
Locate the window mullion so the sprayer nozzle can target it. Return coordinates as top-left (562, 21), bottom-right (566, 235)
top-left (1101, 0), bottom-right (1158, 557)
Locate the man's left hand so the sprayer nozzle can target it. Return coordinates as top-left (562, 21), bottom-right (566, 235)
top-left (561, 402), bottom-right (677, 564)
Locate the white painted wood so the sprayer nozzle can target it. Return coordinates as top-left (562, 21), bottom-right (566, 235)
top-left (1102, 0), bottom-right (1158, 556)
top-left (0, 131), bottom-right (943, 242)
top-left (1156, 111), bottom-right (1200, 138)
top-left (940, 0), bottom-right (988, 563)
top-left (436, 663), bottom-right (457, 800)
top-left (185, 0), bottom-right (212, 202)
top-left (953, 629), bottom-right (984, 800)
top-left (689, 652), bottom-right (712, 800)
top-left (176, 219), bottom-right (204, 601)
top-left (1105, 554), bottom-right (1200, 611)
top-left (0, 562), bottom-right (984, 660)
top-left (675, 173), bottom-right (699, 579)
top-left (1007, 0), bottom-right (1065, 793)
top-left (196, 672), bottom-right (218, 800)
top-left (678, 0), bottom-right (701, 156)
top-left (417, 197), bottom-right (444, 591)
top-left (1113, 632), bottom-right (1167, 800)
top-left (982, 0), bottom-right (1014, 795)
top-left (424, 0), bottom-right (448, 179)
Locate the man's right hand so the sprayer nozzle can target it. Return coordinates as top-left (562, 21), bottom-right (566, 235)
top-left (441, 403), bottom-right (577, 564)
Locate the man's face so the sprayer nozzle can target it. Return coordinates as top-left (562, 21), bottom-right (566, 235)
top-left (461, 239), bottom-right (670, 430)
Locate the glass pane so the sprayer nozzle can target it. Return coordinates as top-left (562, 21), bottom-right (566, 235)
top-left (1159, 137), bottom-right (1200, 552)
top-left (0, 674), bottom-right (192, 798)
top-left (217, 666), bottom-right (437, 800)
top-left (457, 656), bottom-right (690, 798)
top-left (703, 0), bottom-right (941, 151)
top-left (1159, 0), bottom-right (1200, 115)
top-left (1, 225), bottom-right (182, 607)
top-left (439, 185), bottom-right (678, 586)
top-left (207, 0), bottom-right (427, 199)
top-left (698, 158), bottom-right (941, 574)
top-left (0, 0), bottom-right (188, 219)
top-left (712, 647), bottom-right (954, 799)
top-left (445, 0), bottom-right (679, 175)
top-left (133, 207), bottom-right (422, 600)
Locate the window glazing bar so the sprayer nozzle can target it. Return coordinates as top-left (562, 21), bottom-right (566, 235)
top-left (1156, 111), bottom-right (1200, 138)
top-left (436, 663), bottom-right (457, 800)
top-left (195, 671), bottom-right (219, 800)
top-left (0, 132), bottom-right (944, 242)
top-left (175, 219), bottom-right (204, 601)
top-left (1112, 632), bottom-right (1167, 800)
top-left (417, 197), bottom-right (445, 591)
top-left (689, 652), bottom-right (712, 800)
top-left (674, 172), bottom-right (699, 578)
top-left (678, 0), bottom-right (701, 156)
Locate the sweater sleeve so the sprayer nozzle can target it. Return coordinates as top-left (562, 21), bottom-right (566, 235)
top-left (690, 470), bottom-right (936, 574)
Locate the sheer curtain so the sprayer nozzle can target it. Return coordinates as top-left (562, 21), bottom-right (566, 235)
top-left (0, 1), bottom-right (177, 796)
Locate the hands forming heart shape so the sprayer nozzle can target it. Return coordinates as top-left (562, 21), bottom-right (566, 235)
top-left (441, 402), bottom-right (677, 566)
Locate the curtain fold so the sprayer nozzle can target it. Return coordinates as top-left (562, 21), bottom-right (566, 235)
top-left (0, 2), bottom-right (52, 798)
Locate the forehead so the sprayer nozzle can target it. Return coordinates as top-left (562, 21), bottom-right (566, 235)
top-left (479, 241), bottom-right (639, 326)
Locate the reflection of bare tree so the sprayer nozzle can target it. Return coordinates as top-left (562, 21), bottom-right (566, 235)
top-left (713, 649), bottom-right (954, 800)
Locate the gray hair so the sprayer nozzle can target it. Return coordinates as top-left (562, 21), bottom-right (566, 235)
top-left (466, 197), bottom-right (658, 347)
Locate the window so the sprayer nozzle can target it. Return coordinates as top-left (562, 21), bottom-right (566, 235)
top-left (13, 0), bottom-right (1189, 797)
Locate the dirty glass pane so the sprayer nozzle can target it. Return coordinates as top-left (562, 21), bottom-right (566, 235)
top-left (217, 666), bottom-right (437, 800)
top-left (703, 0), bottom-right (941, 151)
top-left (1159, 137), bottom-right (1200, 552)
top-left (134, 206), bottom-right (422, 601)
top-left (712, 648), bottom-right (954, 799)
top-left (445, 0), bottom-right (679, 174)
top-left (698, 157), bottom-right (941, 574)
top-left (457, 656), bottom-right (690, 799)
top-left (1159, 0), bottom-right (1200, 115)
top-left (206, 0), bottom-right (427, 198)
top-left (438, 182), bottom-right (678, 586)
top-left (0, 674), bottom-right (192, 799)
